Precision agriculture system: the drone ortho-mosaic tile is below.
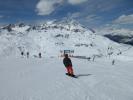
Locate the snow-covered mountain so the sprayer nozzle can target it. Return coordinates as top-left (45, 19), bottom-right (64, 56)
top-left (98, 28), bottom-right (133, 45)
top-left (0, 20), bottom-right (133, 59)
top-left (0, 20), bottom-right (133, 100)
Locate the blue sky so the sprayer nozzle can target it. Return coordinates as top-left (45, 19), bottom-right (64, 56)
top-left (0, 0), bottom-right (133, 28)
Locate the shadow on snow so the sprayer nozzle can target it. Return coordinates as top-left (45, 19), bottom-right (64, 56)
top-left (76, 74), bottom-right (92, 78)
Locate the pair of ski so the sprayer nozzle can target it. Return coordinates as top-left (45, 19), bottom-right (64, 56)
top-left (66, 73), bottom-right (78, 78)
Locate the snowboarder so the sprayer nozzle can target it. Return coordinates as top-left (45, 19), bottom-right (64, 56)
top-left (63, 54), bottom-right (74, 76)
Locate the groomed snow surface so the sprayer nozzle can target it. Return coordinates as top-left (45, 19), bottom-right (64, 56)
top-left (0, 56), bottom-right (133, 100)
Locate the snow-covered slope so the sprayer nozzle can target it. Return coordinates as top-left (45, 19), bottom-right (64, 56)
top-left (0, 56), bottom-right (133, 100)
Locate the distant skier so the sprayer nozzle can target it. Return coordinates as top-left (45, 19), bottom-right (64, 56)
top-left (63, 54), bottom-right (75, 76)
top-left (21, 52), bottom-right (24, 57)
top-left (112, 59), bottom-right (115, 65)
top-left (39, 53), bottom-right (42, 58)
top-left (27, 52), bottom-right (29, 58)
top-left (93, 55), bottom-right (96, 62)
top-left (87, 57), bottom-right (91, 61)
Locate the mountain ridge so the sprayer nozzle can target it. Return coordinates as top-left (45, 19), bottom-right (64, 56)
top-left (0, 20), bottom-right (133, 59)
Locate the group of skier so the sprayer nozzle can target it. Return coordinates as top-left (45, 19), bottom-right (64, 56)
top-left (20, 51), bottom-right (115, 77)
top-left (21, 52), bottom-right (42, 58)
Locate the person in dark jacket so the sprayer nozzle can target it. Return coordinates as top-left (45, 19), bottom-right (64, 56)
top-left (27, 52), bottom-right (29, 58)
top-left (39, 52), bottom-right (42, 58)
top-left (21, 52), bottom-right (24, 58)
top-left (63, 54), bottom-right (74, 75)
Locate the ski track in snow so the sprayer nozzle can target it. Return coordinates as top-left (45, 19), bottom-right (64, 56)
top-left (0, 57), bottom-right (133, 100)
